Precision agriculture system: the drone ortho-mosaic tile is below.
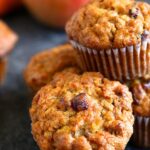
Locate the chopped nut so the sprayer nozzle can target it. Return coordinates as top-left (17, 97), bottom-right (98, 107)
top-left (129, 8), bottom-right (139, 19)
top-left (71, 93), bottom-right (88, 111)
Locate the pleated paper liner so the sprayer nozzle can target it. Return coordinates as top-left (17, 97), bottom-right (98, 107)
top-left (132, 116), bottom-right (150, 148)
top-left (71, 39), bottom-right (150, 81)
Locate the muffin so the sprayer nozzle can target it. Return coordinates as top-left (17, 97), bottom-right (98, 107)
top-left (66, 0), bottom-right (150, 81)
top-left (0, 21), bottom-right (18, 83)
top-left (129, 78), bottom-right (150, 148)
top-left (24, 44), bottom-right (82, 91)
top-left (30, 71), bottom-right (134, 150)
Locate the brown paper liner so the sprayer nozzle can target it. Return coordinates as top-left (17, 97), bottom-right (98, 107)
top-left (132, 116), bottom-right (150, 148)
top-left (0, 58), bottom-right (7, 84)
top-left (71, 39), bottom-right (150, 81)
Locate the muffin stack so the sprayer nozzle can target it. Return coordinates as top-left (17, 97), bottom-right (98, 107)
top-left (24, 0), bottom-right (150, 149)
top-left (66, 0), bottom-right (150, 148)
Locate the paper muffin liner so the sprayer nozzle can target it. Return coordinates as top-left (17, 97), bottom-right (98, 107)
top-left (71, 39), bottom-right (150, 81)
top-left (132, 115), bottom-right (150, 148)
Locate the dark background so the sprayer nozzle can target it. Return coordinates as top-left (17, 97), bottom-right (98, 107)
top-left (0, 4), bottom-right (149, 150)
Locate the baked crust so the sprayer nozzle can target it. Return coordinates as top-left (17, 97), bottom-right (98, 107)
top-left (0, 21), bottom-right (18, 57)
top-left (129, 78), bottom-right (150, 117)
top-left (30, 71), bottom-right (134, 150)
top-left (24, 44), bottom-right (81, 91)
top-left (66, 0), bottom-right (150, 50)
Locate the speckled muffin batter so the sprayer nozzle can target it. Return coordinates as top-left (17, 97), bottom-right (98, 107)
top-left (129, 78), bottom-right (150, 117)
top-left (66, 0), bottom-right (150, 49)
top-left (24, 44), bottom-right (81, 91)
top-left (30, 72), bottom-right (134, 150)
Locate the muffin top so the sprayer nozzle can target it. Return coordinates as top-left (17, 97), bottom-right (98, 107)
top-left (30, 71), bottom-right (134, 150)
top-left (24, 44), bottom-right (81, 91)
top-left (129, 78), bottom-right (150, 117)
top-left (0, 21), bottom-right (18, 57)
top-left (66, 0), bottom-right (150, 50)
top-left (51, 67), bottom-right (82, 88)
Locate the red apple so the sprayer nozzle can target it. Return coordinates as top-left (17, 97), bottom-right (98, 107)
top-left (23, 0), bottom-right (89, 28)
top-left (0, 0), bottom-right (21, 16)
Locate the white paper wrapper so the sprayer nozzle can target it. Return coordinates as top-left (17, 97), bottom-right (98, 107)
top-left (132, 116), bottom-right (150, 148)
top-left (71, 39), bottom-right (150, 81)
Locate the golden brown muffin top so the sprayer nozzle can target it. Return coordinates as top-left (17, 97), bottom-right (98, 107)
top-left (24, 44), bottom-right (81, 91)
top-left (0, 21), bottom-right (18, 57)
top-left (30, 72), bottom-right (134, 150)
top-left (129, 78), bottom-right (150, 117)
top-left (66, 0), bottom-right (150, 50)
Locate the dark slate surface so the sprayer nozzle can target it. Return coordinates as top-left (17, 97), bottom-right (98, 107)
top-left (0, 9), bottom-right (149, 150)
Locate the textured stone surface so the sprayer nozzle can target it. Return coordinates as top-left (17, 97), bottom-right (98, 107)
top-left (0, 8), bottom-right (149, 150)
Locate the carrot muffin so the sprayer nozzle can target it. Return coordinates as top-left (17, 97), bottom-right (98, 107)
top-left (24, 44), bottom-right (82, 91)
top-left (30, 72), bottom-right (134, 150)
top-left (0, 21), bottom-right (18, 83)
top-left (129, 78), bottom-right (150, 148)
top-left (66, 0), bottom-right (150, 81)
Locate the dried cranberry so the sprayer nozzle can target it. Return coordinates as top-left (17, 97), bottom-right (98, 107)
top-left (129, 8), bottom-right (139, 19)
top-left (141, 30), bottom-right (149, 41)
top-left (71, 93), bottom-right (88, 111)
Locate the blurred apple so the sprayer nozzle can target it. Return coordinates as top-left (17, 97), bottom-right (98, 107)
top-left (0, 0), bottom-right (21, 16)
top-left (23, 0), bottom-right (89, 28)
